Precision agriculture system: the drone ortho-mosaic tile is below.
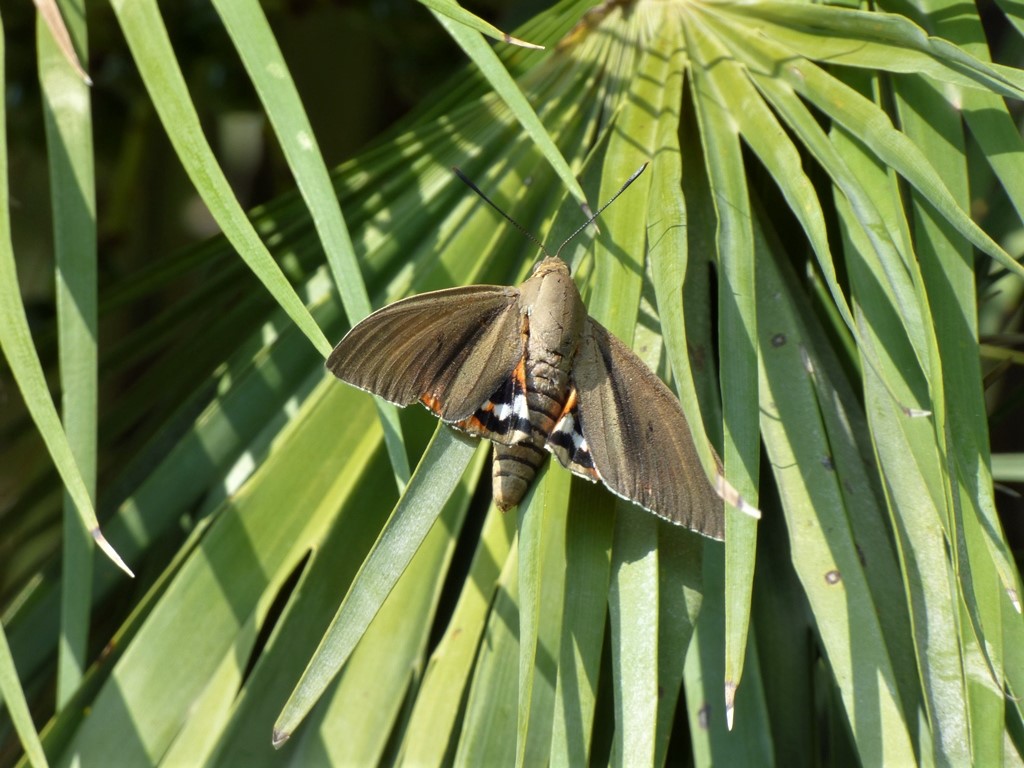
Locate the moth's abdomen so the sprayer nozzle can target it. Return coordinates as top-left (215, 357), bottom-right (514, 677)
top-left (492, 441), bottom-right (546, 510)
top-left (492, 357), bottom-right (571, 510)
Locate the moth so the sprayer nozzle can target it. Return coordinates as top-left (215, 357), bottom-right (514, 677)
top-left (327, 166), bottom-right (724, 540)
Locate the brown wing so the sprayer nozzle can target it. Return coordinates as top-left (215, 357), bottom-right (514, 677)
top-left (571, 318), bottom-right (725, 540)
top-left (326, 285), bottom-right (524, 425)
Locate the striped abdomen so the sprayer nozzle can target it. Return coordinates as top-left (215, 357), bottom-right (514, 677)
top-left (492, 356), bottom-right (572, 510)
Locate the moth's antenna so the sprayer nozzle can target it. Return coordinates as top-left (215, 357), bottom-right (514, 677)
top-left (452, 167), bottom-right (551, 257)
top-left (452, 162), bottom-right (649, 261)
top-left (553, 162), bottom-right (648, 259)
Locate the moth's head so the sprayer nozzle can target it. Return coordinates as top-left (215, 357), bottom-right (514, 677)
top-left (531, 255), bottom-right (570, 277)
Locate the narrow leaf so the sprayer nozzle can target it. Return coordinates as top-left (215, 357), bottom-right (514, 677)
top-left (0, 15), bottom-right (131, 578)
top-left (273, 424), bottom-right (477, 745)
top-left (430, 11), bottom-right (590, 213)
top-left (0, 622), bottom-right (49, 767)
top-left (419, 0), bottom-right (544, 49)
top-left (110, 0), bottom-right (332, 357)
top-left (211, 0), bottom-right (410, 489)
top-left (37, 0), bottom-right (99, 703)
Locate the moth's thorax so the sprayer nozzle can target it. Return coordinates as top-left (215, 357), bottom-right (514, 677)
top-left (519, 257), bottom-right (586, 366)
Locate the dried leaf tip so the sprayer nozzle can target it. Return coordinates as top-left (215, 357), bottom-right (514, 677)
top-left (724, 681), bottom-right (737, 731)
top-left (37, 0), bottom-right (93, 84)
top-left (272, 729), bottom-right (290, 749)
top-left (715, 474), bottom-right (762, 520)
top-left (503, 32), bottom-right (545, 50)
top-left (92, 529), bottom-right (135, 578)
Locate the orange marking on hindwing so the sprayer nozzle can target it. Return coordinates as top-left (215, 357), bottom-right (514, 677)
top-left (559, 387), bottom-right (579, 418)
top-left (420, 393), bottom-right (444, 415)
top-left (512, 356), bottom-right (527, 390)
top-left (456, 401), bottom-right (496, 437)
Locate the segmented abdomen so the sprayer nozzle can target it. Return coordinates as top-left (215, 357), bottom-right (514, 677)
top-left (491, 358), bottom-right (569, 510)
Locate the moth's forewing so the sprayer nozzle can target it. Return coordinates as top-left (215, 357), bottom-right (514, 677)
top-left (565, 318), bottom-right (725, 540)
top-left (326, 285), bottom-right (524, 424)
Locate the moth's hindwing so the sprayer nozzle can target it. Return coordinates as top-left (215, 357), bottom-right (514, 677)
top-left (545, 388), bottom-right (599, 482)
top-left (442, 358), bottom-right (532, 444)
top-left (326, 285), bottom-right (524, 423)
top-left (569, 318), bottom-right (725, 540)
